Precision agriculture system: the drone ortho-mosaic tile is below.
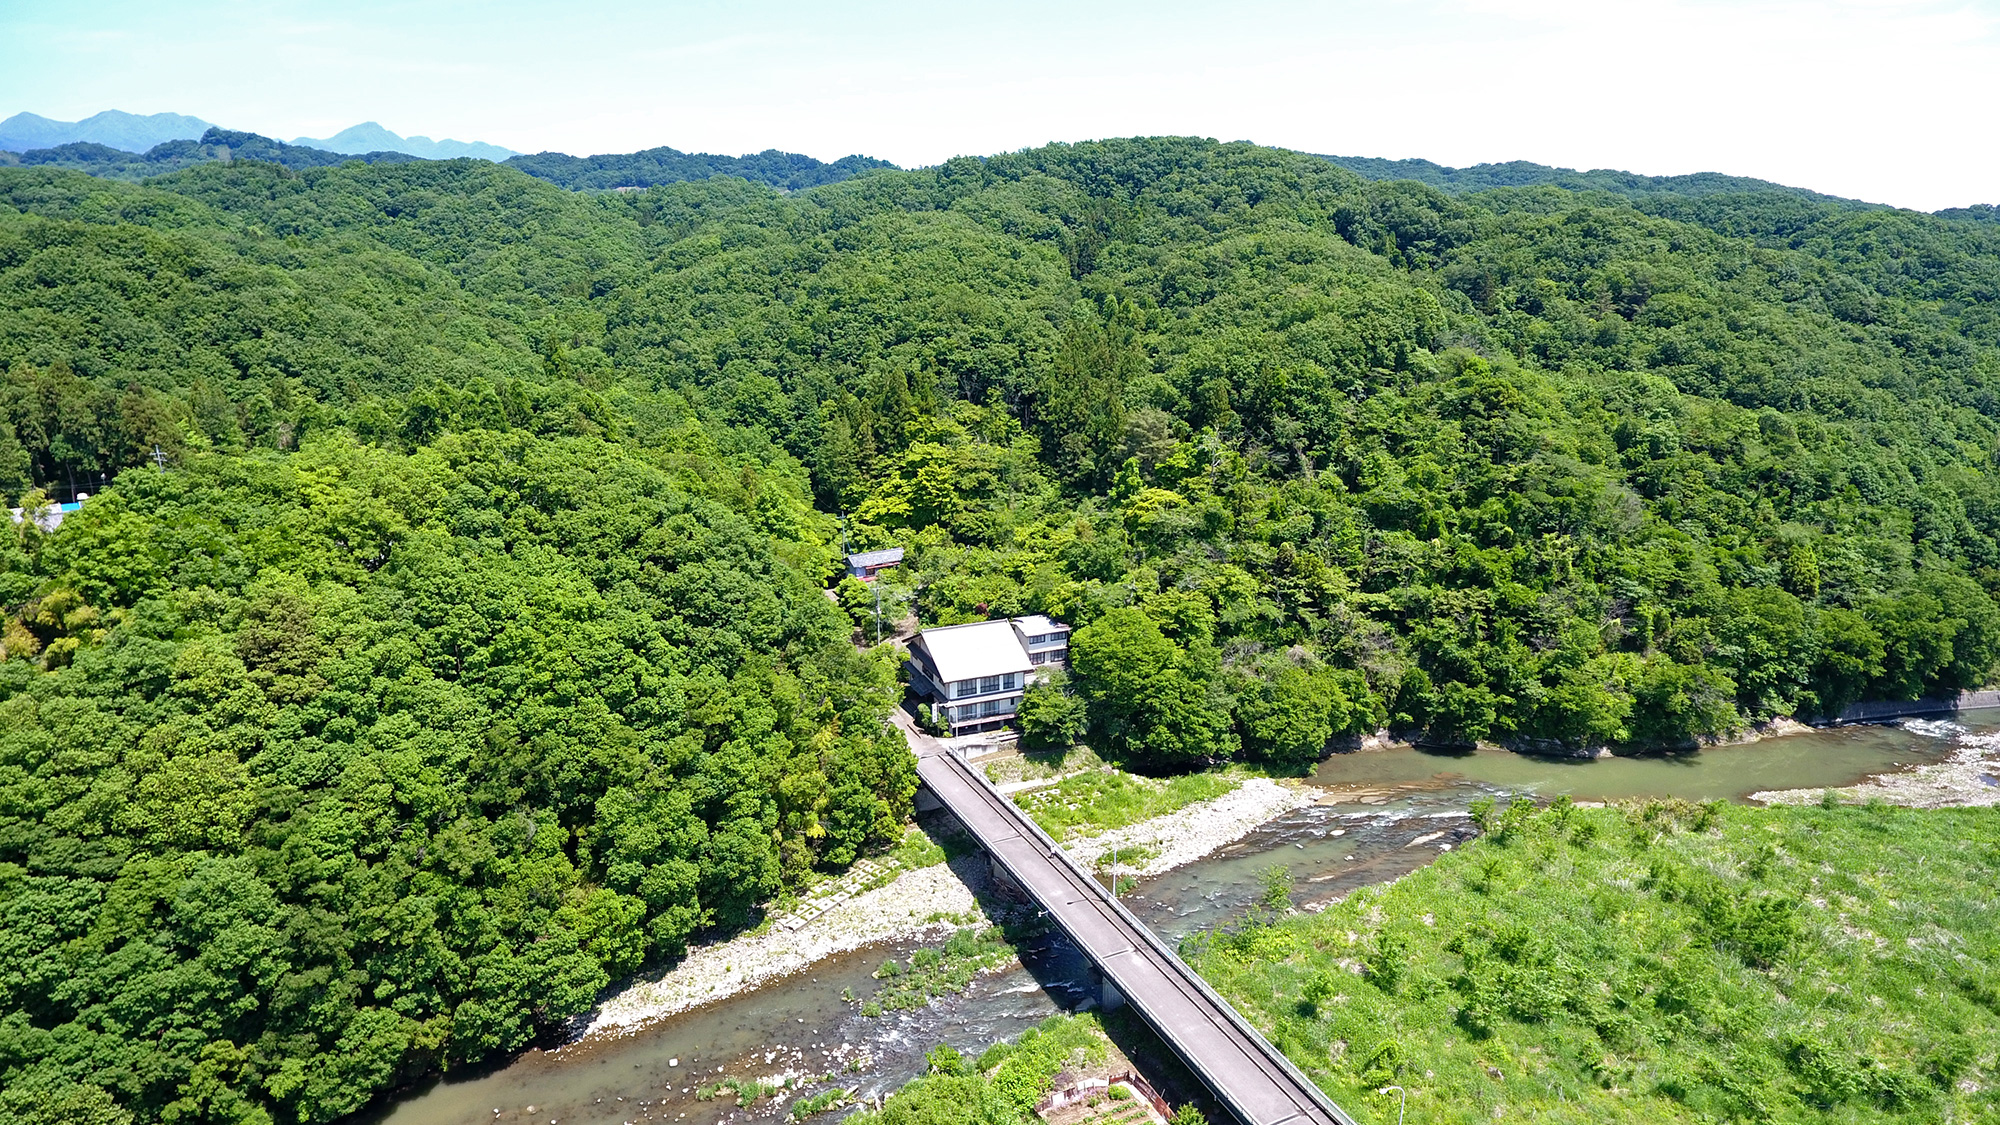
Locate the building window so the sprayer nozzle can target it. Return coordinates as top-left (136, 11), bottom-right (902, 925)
top-left (954, 680), bottom-right (977, 699)
top-left (978, 675), bottom-right (1001, 695)
top-left (1031, 652), bottom-right (1047, 665)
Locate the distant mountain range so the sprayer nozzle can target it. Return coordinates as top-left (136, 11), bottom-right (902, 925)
top-left (0, 111), bottom-right (512, 161)
top-left (3, 113), bottom-right (1991, 215)
top-left (0, 110), bottom-right (213, 154)
top-left (291, 121), bottom-right (515, 161)
top-left (1316, 154), bottom-right (1870, 204)
top-left (0, 129), bottom-right (422, 179)
top-left (0, 126), bottom-right (896, 194)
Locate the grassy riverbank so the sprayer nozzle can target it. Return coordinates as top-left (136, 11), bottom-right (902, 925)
top-left (1013, 769), bottom-right (1240, 840)
top-left (845, 1016), bottom-right (1114, 1125)
top-left (1191, 798), bottom-right (2000, 1124)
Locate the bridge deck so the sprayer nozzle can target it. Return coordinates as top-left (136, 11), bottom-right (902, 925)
top-left (901, 716), bottom-right (1357, 1125)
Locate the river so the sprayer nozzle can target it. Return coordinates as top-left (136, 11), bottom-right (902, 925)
top-left (353, 714), bottom-right (1993, 1125)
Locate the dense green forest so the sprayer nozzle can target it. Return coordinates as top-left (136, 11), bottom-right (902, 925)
top-left (504, 146), bottom-right (896, 191)
top-left (1320, 154), bottom-right (1865, 204)
top-left (6, 137), bottom-right (2000, 1122)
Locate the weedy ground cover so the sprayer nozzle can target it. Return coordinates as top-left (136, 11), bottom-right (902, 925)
top-left (845, 1016), bottom-right (1113, 1125)
top-left (863, 925), bottom-right (1016, 1015)
top-left (1014, 770), bottom-right (1237, 840)
top-left (1190, 797), bottom-right (1999, 1124)
top-left (986, 744), bottom-right (1112, 786)
top-left (699, 1076), bottom-right (786, 1107)
top-left (788, 1086), bottom-right (852, 1119)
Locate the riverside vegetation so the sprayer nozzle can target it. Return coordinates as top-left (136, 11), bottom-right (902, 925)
top-left (848, 1016), bottom-right (1122, 1125)
top-left (1011, 769), bottom-right (1238, 840)
top-left (4, 137), bottom-right (2000, 1122)
top-left (1189, 797), bottom-right (2000, 1123)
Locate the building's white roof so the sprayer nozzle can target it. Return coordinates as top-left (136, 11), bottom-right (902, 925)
top-left (918, 619), bottom-right (1035, 683)
top-left (1012, 614), bottom-right (1069, 637)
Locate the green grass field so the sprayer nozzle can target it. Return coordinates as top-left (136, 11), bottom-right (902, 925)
top-left (1013, 769), bottom-right (1238, 840)
top-left (1190, 798), bottom-right (1999, 1124)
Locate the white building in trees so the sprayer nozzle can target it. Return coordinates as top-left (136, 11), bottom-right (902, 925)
top-left (907, 615), bottom-right (1071, 736)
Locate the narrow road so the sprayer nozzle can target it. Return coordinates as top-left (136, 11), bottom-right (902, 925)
top-left (895, 711), bottom-right (1358, 1125)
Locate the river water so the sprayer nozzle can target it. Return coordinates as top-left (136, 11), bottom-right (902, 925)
top-left (355, 715), bottom-right (1991, 1125)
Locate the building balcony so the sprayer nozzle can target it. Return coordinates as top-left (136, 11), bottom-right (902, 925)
top-left (944, 685), bottom-right (1026, 707)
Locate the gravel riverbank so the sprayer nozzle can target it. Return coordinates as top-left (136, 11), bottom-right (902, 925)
top-left (1753, 725), bottom-right (2000, 808)
top-left (578, 777), bottom-right (1311, 1040)
top-left (581, 857), bottom-right (992, 1040)
top-left (1060, 777), bottom-right (1316, 878)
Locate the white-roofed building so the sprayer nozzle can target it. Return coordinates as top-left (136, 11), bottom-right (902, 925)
top-left (907, 615), bottom-right (1070, 736)
top-left (1010, 613), bottom-right (1071, 669)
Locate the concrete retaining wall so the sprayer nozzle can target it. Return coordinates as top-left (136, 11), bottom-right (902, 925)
top-left (1831, 689), bottom-right (2000, 725)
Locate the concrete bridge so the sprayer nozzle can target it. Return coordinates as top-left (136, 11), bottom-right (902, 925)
top-left (898, 714), bottom-right (1359, 1125)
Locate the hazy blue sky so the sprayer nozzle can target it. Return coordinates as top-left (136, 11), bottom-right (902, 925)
top-left (3, 0), bottom-right (1995, 210)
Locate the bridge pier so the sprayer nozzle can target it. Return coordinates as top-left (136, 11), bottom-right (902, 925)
top-left (989, 855), bottom-right (1031, 902)
top-left (1093, 967), bottom-right (1125, 1012)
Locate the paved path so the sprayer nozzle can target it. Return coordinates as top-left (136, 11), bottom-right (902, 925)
top-left (895, 711), bottom-right (1358, 1125)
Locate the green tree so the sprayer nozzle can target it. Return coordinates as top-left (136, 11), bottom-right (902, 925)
top-left (1233, 659), bottom-right (1350, 766)
top-left (1017, 672), bottom-right (1087, 750)
top-left (1069, 608), bottom-right (1232, 768)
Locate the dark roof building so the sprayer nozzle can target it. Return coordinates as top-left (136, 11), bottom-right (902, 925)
top-left (846, 547), bottom-right (905, 580)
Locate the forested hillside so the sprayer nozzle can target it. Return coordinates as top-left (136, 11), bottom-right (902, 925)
top-left (0, 128), bottom-right (897, 191)
top-left (0, 128), bottom-right (425, 180)
top-left (503, 145), bottom-right (896, 191)
top-left (1320, 153), bottom-right (1864, 204)
top-left (5, 137), bottom-right (2000, 1122)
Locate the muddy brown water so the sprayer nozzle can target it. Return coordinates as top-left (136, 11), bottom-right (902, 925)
top-left (352, 716), bottom-right (1990, 1125)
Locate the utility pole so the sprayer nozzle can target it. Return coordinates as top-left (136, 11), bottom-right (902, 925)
top-left (150, 446), bottom-right (168, 471)
top-left (873, 583), bottom-right (882, 645)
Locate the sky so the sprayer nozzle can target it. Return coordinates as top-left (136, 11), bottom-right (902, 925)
top-left (2, 0), bottom-right (1996, 211)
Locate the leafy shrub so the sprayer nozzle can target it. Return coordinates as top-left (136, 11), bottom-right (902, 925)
top-left (987, 1016), bottom-right (1107, 1113)
top-left (926, 1045), bottom-right (966, 1076)
top-left (790, 1087), bottom-right (852, 1120)
top-left (1018, 674), bottom-right (1087, 750)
